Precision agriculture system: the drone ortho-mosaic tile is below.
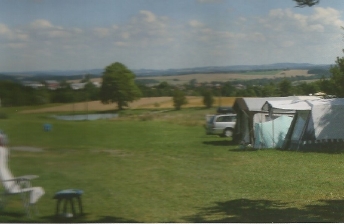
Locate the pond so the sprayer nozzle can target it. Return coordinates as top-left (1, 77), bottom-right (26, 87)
top-left (52, 113), bottom-right (118, 121)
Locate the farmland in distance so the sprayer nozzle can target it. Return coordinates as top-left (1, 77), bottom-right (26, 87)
top-left (135, 69), bottom-right (313, 85)
top-left (20, 97), bottom-right (236, 114)
top-left (66, 69), bottom-right (314, 86)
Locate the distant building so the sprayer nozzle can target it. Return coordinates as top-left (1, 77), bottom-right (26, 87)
top-left (71, 82), bottom-right (87, 90)
top-left (70, 81), bottom-right (101, 90)
top-left (23, 81), bottom-right (44, 89)
top-left (234, 84), bottom-right (246, 90)
top-left (45, 80), bottom-right (60, 90)
top-left (92, 81), bottom-right (101, 88)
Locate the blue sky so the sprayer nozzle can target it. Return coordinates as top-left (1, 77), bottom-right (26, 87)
top-left (1, 0), bottom-right (344, 72)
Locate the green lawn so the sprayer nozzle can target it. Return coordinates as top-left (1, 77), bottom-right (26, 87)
top-left (1, 107), bottom-right (344, 222)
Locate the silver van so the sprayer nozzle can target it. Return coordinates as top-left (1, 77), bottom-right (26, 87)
top-left (205, 114), bottom-right (237, 137)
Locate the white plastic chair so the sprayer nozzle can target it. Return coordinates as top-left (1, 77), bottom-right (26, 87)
top-left (0, 146), bottom-right (45, 217)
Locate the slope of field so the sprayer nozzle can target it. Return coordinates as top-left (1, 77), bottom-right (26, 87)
top-left (66, 70), bottom-right (313, 85)
top-left (20, 97), bottom-right (236, 113)
top-left (136, 69), bottom-right (313, 85)
top-left (3, 107), bottom-right (344, 222)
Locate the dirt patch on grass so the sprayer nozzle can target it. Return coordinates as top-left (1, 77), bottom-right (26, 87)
top-left (10, 146), bottom-right (44, 152)
top-left (93, 149), bottom-right (132, 157)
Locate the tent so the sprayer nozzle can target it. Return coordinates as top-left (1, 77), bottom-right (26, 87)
top-left (232, 96), bottom-right (319, 145)
top-left (254, 115), bottom-right (293, 149)
top-left (265, 98), bottom-right (344, 151)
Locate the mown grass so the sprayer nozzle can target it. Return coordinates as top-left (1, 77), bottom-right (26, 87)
top-left (1, 106), bottom-right (344, 222)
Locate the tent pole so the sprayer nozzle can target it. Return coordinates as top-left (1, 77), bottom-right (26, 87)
top-left (272, 117), bottom-right (275, 148)
top-left (242, 110), bottom-right (249, 144)
top-left (260, 113), bottom-right (265, 149)
top-left (297, 111), bottom-right (311, 151)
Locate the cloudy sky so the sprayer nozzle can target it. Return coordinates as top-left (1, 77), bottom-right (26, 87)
top-left (1, 0), bottom-right (344, 72)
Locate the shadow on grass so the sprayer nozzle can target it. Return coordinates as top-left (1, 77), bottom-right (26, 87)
top-left (37, 213), bottom-right (140, 223)
top-left (230, 146), bottom-right (258, 152)
top-left (295, 148), bottom-right (344, 154)
top-left (0, 211), bottom-right (28, 222)
top-left (203, 140), bottom-right (236, 147)
top-left (183, 198), bottom-right (344, 223)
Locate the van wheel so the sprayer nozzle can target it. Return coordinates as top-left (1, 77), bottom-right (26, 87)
top-left (223, 128), bottom-right (233, 137)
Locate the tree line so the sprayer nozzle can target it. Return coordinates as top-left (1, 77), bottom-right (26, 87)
top-left (0, 58), bottom-right (343, 109)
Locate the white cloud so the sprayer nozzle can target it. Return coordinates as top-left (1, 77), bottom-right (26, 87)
top-left (196, 0), bottom-right (224, 3)
top-left (0, 24), bottom-right (28, 41)
top-left (48, 30), bottom-right (70, 38)
top-left (7, 43), bottom-right (26, 49)
top-left (177, 6), bottom-right (344, 67)
top-left (281, 40), bottom-right (295, 48)
top-left (311, 7), bottom-right (344, 28)
top-left (30, 19), bottom-right (54, 29)
top-left (115, 41), bottom-right (129, 47)
top-left (308, 24), bottom-right (324, 32)
top-left (93, 27), bottom-right (110, 37)
top-left (113, 10), bottom-right (172, 48)
top-left (0, 24), bottom-right (11, 36)
top-left (1, 6), bottom-right (344, 72)
top-left (121, 32), bottom-right (130, 39)
top-left (188, 20), bottom-right (205, 28)
top-left (138, 10), bottom-right (157, 23)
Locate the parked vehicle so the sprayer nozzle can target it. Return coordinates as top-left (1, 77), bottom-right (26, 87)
top-left (205, 114), bottom-right (237, 137)
top-left (216, 106), bottom-right (235, 114)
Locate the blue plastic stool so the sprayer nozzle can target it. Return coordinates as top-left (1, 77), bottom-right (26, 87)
top-left (43, 124), bottom-right (52, 132)
top-left (53, 189), bottom-right (83, 217)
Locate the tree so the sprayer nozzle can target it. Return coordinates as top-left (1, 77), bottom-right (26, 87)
top-left (262, 82), bottom-right (278, 97)
top-left (221, 82), bottom-right (235, 97)
top-left (100, 62), bottom-right (142, 110)
top-left (295, 82), bottom-right (319, 96)
top-left (278, 78), bottom-right (293, 96)
top-left (202, 90), bottom-right (214, 108)
top-left (329, 56), bottom-right (344, 97)
top-left (172, 89), bottom-right (187, 110)
top-left (293, 0), bottom-right (319, 7)
top-left (84, 81), bottom-right (99, 101)
top-left (318, 78), bottom-right (335, 95)
top-left (156, 81), bottom-right (173, 96)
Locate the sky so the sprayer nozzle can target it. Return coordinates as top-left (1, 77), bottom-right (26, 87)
top-left (1, 0), bottom-right (344, 72)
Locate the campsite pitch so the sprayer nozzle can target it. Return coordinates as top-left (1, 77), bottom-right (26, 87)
top-left (1, 107), bottom-right (344, 222)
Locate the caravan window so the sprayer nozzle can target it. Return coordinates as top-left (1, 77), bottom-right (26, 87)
top-left (216, 115), bottom-right (236, 122)
top-left (291, 111), bottom-right (310, 141)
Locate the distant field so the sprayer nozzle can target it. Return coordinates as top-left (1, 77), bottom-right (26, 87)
top-left (135, 70), bottom-right (313, 85)
top-left (20, 97), bottom-right (237, 113)
top-left (67, 70), bottom-right (314, 85)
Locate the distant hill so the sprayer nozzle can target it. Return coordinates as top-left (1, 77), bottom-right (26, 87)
top-left (0, 63), bottom-right (331, 83)
top-left (133, 63), bottom-right (331, 77)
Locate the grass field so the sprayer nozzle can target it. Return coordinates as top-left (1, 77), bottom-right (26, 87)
top-left (1, 102), bottom-right (344, 222)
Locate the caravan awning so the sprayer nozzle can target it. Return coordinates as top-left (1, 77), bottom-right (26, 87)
top-left (262, 100), bottom-right (312, 112)
top-left (262, 97), bottom-right (321, 113)
top-left (235, 96), bottom-right (318, 113)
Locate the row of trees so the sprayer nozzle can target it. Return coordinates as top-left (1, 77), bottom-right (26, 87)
top-left (1, 57), bottom-right (344, 110)
top-left (0, 80), bottom-right (100, 107)
top-left (97, 58), bottom-right (344, 109)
